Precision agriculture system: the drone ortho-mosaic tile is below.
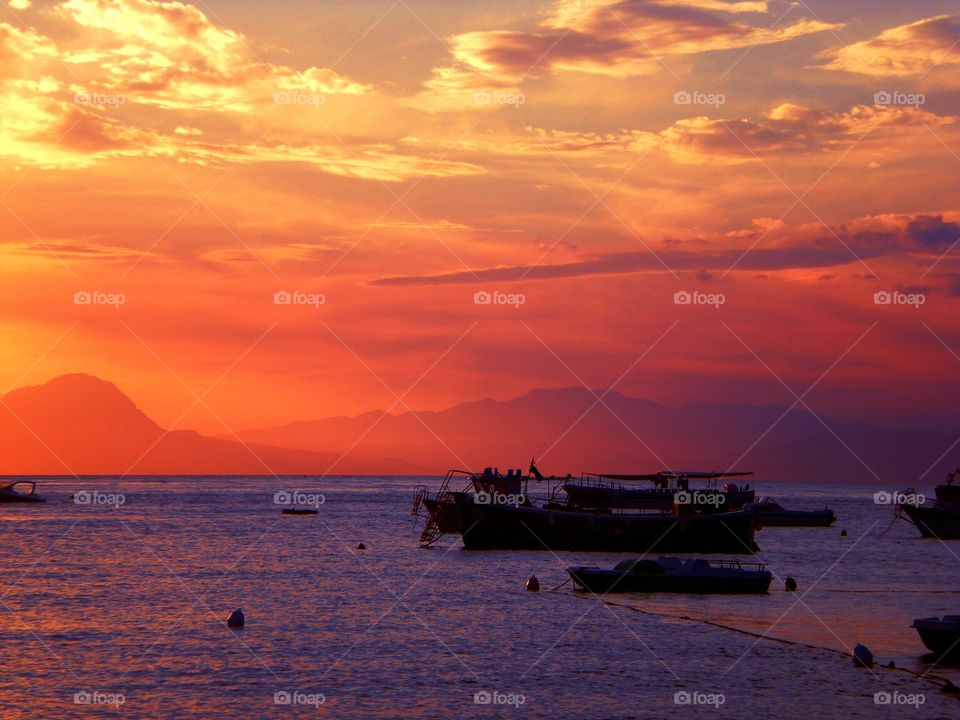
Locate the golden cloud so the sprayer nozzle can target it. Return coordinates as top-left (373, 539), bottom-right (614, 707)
top-left (413, 0), bottom-right (839, 109)
top-left (820, 15), bottom-right (960, 77)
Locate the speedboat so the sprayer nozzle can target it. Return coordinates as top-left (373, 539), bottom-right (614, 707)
top-left (899, 473), bottom-right (960, 538)
top-left (753, 497), bottom-right (836, 527)
top-left (0, 480), bottom-right (46, 503)
top-left (911, 615), bottom-right (960, 658)
top-left (568, 556), bottom-right (772, 594)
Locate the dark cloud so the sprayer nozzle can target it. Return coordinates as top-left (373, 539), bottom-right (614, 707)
top-left (904, 215), bottom-right (960, 247)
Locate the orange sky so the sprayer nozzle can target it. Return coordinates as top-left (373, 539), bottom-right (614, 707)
top-left (0, 0), bottom-right (959, 437)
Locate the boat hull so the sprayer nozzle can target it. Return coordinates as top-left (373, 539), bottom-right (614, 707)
top-left (0, 492), bottom-right (45, 503)
top-left (568, 568), bottom-right (771, 594)
top-left (422, 494), bottom-right (468, 533)
top-left (454, 497), bottom-right (758, 553)
top-left (912, 622), bottom-right (960, 657)
top-left (902, 505), bottom-right (960, 538)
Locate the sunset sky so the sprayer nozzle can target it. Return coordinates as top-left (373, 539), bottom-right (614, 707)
top-left (1, 0), bottom-right (958, 438)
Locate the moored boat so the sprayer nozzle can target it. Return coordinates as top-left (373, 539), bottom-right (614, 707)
top-left (753, 497), bottom-right (836, 527)
top-left (911, 615), bottom-right (960, 658)
top-left (568, 556), bottom-right (772, 594)
top-left (0, 480), bottom-right (46, 503)
top-left (900, 503), bottom-right (960, 538)
top-left (451, 494), bottom-right (759, 553)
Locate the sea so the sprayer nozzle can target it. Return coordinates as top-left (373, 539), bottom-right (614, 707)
top-left (0, 476), bottom-right (958, 719)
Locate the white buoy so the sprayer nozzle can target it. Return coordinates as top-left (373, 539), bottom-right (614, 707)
top-left (227, 608), bottom-right (245, 628)
top-left (853, 643), bottom-right (873, 668)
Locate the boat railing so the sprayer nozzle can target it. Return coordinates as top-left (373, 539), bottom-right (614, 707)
top-left (712, 559), bottom-right (767, 572)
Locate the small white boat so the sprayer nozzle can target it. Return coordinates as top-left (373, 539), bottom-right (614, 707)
top-left (568, 556), bottom-right (772, 594)
top-left (912, 615), bottom-right (960, 657)
top-left (0, 480), bottom-right (46, 503)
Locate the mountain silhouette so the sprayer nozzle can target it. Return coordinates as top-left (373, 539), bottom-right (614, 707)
top-left (0, 374), bottom-right (427, 475)
top-left (0, 374), bottom-right (955, 482)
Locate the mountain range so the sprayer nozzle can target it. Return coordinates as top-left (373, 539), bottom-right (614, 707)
top-left (0, 373), bottom-right (955, 484)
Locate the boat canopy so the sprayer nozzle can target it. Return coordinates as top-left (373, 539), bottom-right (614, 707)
top-left (583, 471), bottom-right (753, 482)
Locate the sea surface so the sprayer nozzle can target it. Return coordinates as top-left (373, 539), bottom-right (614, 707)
top-left (0, 476), bottom-right (958, 719)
